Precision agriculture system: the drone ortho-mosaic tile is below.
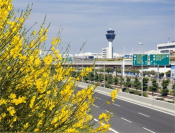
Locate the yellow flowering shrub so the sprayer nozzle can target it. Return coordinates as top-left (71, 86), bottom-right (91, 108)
top-left (0, 0), bottom-right (118, 132)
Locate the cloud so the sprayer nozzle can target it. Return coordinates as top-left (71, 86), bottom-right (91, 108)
top-left (12, 0), bottom-right (174, 54)
top-left (48, 0), bottom-right (173, 4)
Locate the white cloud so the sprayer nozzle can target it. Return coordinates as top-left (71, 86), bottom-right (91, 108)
top-left (48, 0), bottom-right (173, 4)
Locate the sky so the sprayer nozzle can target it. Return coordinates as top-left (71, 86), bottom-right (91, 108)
top-left (12, 0), bottom-right (174, 55)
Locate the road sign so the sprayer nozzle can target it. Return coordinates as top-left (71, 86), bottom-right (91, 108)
top-left (150, 54), bottom-right (169, 66)
top-left (132, 54), bottom-right (148, 66)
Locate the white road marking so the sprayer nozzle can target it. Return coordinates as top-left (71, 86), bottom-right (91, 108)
top-left (138, 112), bottom-right (150, 117)
top-left (112, 103), bottom-right (121, 107)
top-left (121, 117), bottom-right (132, 123)
top-left (105, 110), bottom-right (113, 114)
top-left (93, 105), bottom-right (99, 108)
top-left (94, 118), bottom-right (119, 133)
top-left (94, 89), bottom-right (175, 116)
top-left (143, 127), bottom-right (156, 133)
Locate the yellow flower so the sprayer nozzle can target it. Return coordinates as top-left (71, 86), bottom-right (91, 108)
top-left (51, 47), bottom-right (55, 51)
top-left (1, 113), bottom-right (6, 118)
top-left (107, 101), bottom-right (110, 105)
top-left (13, 116), bottom-right (17, 122)
top-left (33, 30), bottom-right (37, 35)
top-left (9, 93), bottom-right (16, 99)
top-left (29, 96), bottom-right (36, 108)
top-left (0, 99), bottom-right (7, 105)
top-left (34, 58), bottom-right (41, 66)
top-left (11, 96), bottom-right (26, 105)
top-left (7, 106), bottom-right (16, 116)
top-left (23, 123), bottom-right (29, 128)
top-left (34, 128), bottom-right (39, 132)
top-left (110, 90), bottom-right (117, 102)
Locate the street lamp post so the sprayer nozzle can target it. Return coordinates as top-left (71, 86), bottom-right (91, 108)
top-left (104, 64), bottom-right (105, 88)
top-left (138, 42), bottom-right (143, 96)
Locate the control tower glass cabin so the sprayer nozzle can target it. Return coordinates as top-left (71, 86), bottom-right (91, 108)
top-left (106, 28), bottom-right (116, 58)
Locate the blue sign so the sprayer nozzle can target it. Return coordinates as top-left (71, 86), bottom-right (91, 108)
top-left (171, 65), bottom-right (175, 79)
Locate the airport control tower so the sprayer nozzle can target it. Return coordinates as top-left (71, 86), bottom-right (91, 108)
top-left (106, 28), bottom-right (116, 58)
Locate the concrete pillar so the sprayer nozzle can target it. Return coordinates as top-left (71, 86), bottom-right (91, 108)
top-left (122, 60), bottom-right (125, 77)
top-left (113, 66), bottom-right (117, 76)
top-left (164, 65), bottom-right (166, 79)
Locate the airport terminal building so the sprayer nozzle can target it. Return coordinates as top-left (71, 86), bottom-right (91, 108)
top-left (157, 41), bottom-right (175, 55)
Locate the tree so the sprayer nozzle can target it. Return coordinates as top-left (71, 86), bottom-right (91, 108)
top-left (143, 77), bottom-right (149, 91)
top-left (124, 77), bottom-right (131, 92)
top-left (166, 70), bottom-right (171, 77)
top-left (172, 83), bottom-right (175, 97)
top-left (94, 72), bottom-right (99, 82)
top-left (87, 72), bottom-right (94, 81)
top-left (150, 79), bottom-right (158, 96)
top-left (134, 77), bottom-right (141, 91)
top-left (107, 74), bottom-right (113, 84)
top-left (126, 77), bottom-right (131, 87)
top-left (161, 79), bottom-right (170, 97)
top-left (106, 67), bottom-right (113, 74)
top-left (119, 76), bottom-right (124, 88)
top-left (0, 1), bottom-right (116, 132)
top-left (98, 73), bottom-right (104, 82)
top-left (113, 77), bottom-right (119, 87)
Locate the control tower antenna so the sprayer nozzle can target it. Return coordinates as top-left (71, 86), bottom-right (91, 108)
top-left (167, 37), bottom-right (170, 43)
top-left (106, 28), bottom-right (116, 59)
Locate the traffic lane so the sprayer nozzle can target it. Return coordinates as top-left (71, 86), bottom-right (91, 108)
top-left (93, 91), bottom-right (175, 133)
top-left (76, 87), bottom-right (174, 133)
top-left (91, 106), bottom-right (148, 133)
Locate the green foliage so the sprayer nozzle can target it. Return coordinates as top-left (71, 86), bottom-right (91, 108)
top-left (113, 77), bottom-right (118, 86)
top-left (87, 72), bottom-right (94, 81)
top-left (172, 83), bottom-right (175, 90)
top-left (94, 73), bottom-right (99, 82)
top-left (125, 77), bottom-right (131, 87)
top-left (122, 88), bottom-right (129, 92)
top-left (161, 79), bottom-right (170, 97)
top-left (119, 76), bottom-right (124, 87)
top-left (106, 67), bottom-right (113, 73)
top-left (161, 79), bottom-right (170, 89)
top-left (134, 77), bottom-right (141, 90)
top-left (150, 79), bottom-right (158, 93)
top-left (166, 70), bottom-right (171, 77)
top-left (98, 73), bottom-right (104, 82)
top-left (129, 90), bottom-right (148, 97)
top-left (159, 73), bottom-right (164, 78)
top-left (107, 74), bottom-right (113, 84)
top-left (172, 83), bottom-right (175, 97)
top-left (143, 77), bottom-right (149, 91)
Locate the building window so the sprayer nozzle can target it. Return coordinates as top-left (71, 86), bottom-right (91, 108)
top-left (158, 45), bottom-right (175, 49)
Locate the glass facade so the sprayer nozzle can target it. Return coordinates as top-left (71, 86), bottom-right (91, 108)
top-left (106, 29), bottom-right (116, 40)
top-left (158, 45), bottom-right (175, 49)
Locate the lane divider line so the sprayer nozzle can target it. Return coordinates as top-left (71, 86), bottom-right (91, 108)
top-left (121, 117), bottom-right (132, 123)
top-left (138, 112), bottom-right (150, 117)
top-left (105, 110), bottom-right (113, 114)
top-left (143, 127), bottom-right (156, 133)
top-left (93, 88), bottom-right (175, 116)
top-left (112, 103), bottom-right (121, 107)
top-left (94, 118), bottom-right (119, 133)
top-left (93, 105), bottom-right (99, 108)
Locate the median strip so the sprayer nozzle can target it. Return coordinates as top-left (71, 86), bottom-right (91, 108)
top-left (138, 112), bottom-right (150, 117)
top-left (143, 127), bottom-right (156, 133)
top-left (121, 117), bottom-right (132, 123)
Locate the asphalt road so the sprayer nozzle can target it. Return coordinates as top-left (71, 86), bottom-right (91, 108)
top-left (77, 87), bottom-right (175, 133)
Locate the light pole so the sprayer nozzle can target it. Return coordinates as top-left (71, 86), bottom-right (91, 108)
top-left (138, 42), bottom-right (143, 96)
top-left (104, 64), bottom-right (105, 88)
